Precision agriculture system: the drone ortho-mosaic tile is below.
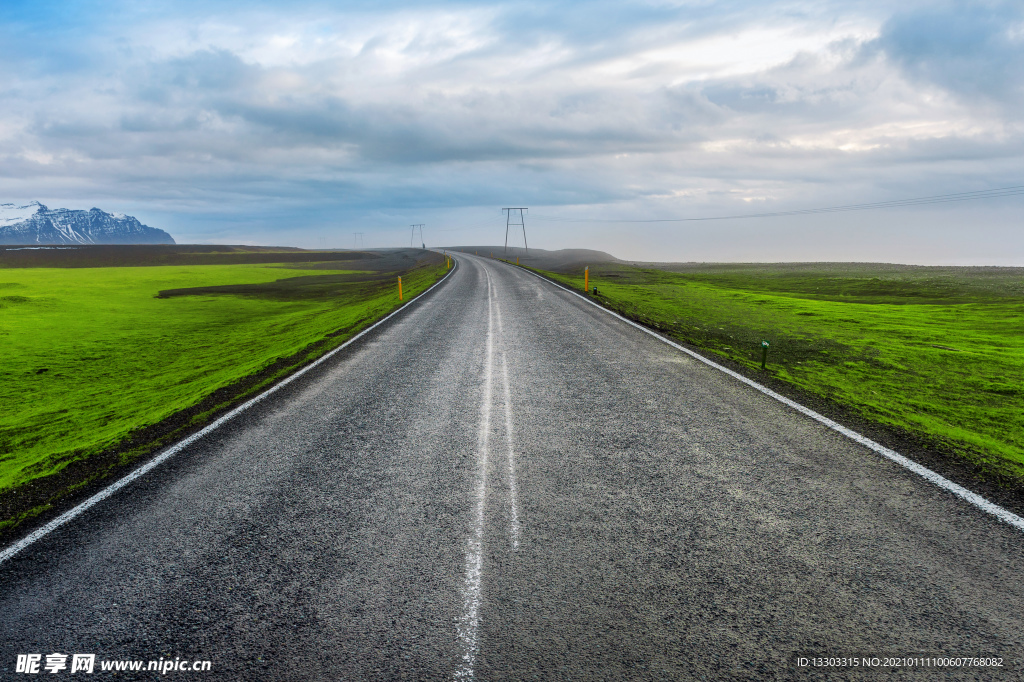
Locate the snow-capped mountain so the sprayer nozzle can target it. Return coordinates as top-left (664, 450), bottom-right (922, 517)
top-left (0, 202), bottom-right (175, 245)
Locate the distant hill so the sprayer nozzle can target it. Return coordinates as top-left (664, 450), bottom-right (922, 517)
top-left (0, 202), bottom-right (174, 245)
top-left (446, 246), bottom-right (618, 272)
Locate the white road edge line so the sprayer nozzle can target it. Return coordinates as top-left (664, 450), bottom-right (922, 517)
top-left (512, 262), bottom-right (1024, 534)
top-left (0, 258), bottom-right (460, 567)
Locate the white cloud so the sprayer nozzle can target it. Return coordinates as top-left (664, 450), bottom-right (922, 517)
top-left (0, 0), bottom-right (1020, 261)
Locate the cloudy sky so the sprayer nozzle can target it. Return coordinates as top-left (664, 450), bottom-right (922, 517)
top-left (1, 0), bottom-right (1022, 262)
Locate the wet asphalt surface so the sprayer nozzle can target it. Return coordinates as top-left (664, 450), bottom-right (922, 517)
top-left (1, 254), bottom-right (1023, 681)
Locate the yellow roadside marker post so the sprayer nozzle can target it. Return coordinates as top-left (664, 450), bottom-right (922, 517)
top-left (584, 266), bottom-right (589, 292)
top-left (516, 256), bottom-right (519, 265)
top-left (398, 276), bottom-right (403, 300)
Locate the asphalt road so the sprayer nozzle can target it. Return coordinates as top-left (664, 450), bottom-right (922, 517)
top-left (1, 253), bottom-right (1022, 680)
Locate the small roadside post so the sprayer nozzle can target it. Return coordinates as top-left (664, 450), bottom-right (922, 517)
top-left (761, 340), bottom-right (770, 369)
top-left (398, 276), bottom-right (403, 301)
top-left (584, 266), bottom-right (589, 292)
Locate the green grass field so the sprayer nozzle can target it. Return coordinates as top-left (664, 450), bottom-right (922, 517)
top-left (531, 262), bottom-right (1024, 478)
top-left (0, 252), bottom-right (446, 527)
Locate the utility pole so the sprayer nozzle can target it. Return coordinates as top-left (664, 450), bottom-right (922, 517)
top-left (410, 224), bottom-right (425, 249)
top-left (502, 208), bottom-right (528, 256)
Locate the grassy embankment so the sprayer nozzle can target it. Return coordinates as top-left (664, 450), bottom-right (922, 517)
top-left (524, 261), bottom-right (1024, 481)
top-left (0, 248), bottom-right (447, 533)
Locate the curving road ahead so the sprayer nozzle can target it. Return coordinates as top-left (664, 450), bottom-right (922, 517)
top-left (1, 253), bottom-right (1023, 680)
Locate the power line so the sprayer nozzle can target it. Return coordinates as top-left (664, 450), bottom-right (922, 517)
top-left (433, 215), bottom-right (507, 233)
top-left (530, 185), bottom-right (1024, 224)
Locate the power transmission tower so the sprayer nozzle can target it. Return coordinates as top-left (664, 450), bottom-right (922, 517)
top-left (410, 224), bottom-right (425, 249)
top-left (502, 208), bottom-right (528, 255)
top-left (353, 232), bottom-right (364, 248)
